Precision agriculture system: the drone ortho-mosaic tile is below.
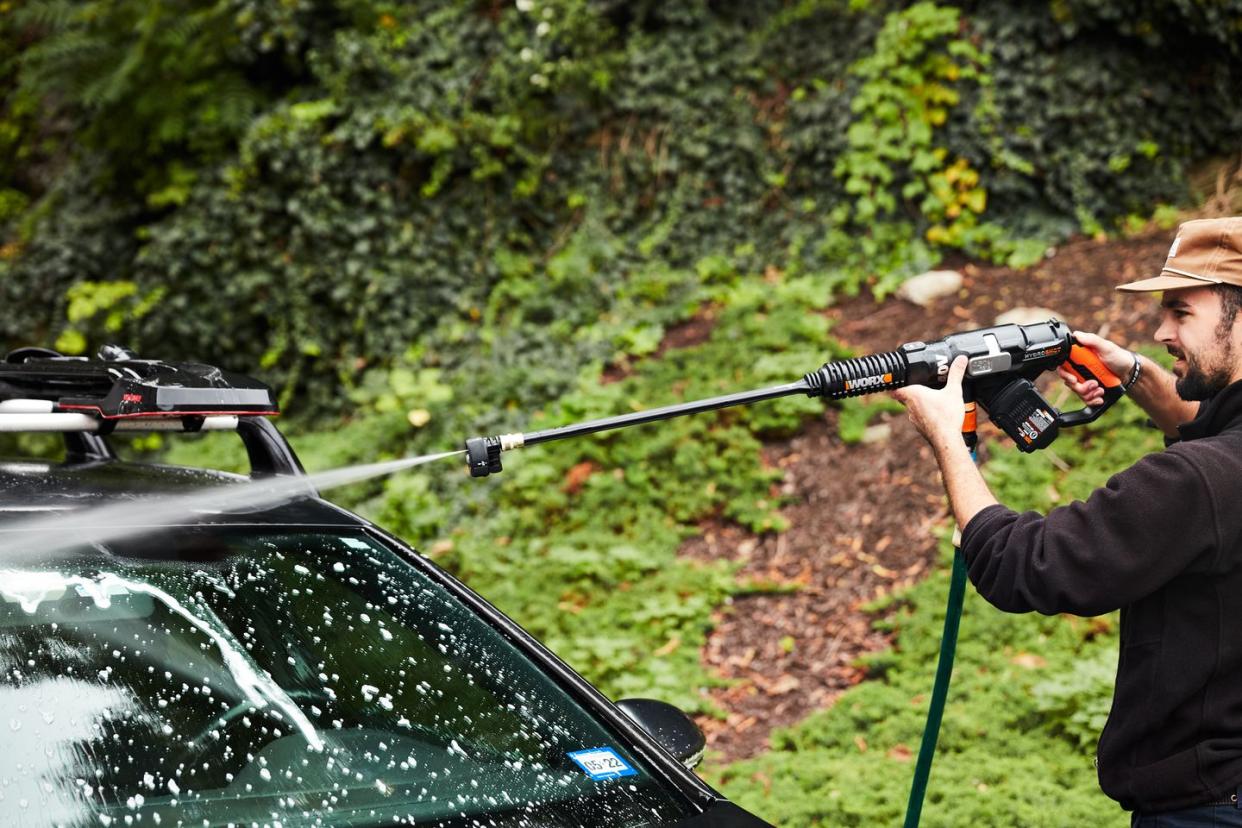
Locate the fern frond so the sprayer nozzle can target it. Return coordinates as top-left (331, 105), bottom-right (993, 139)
top-left (13, 0), bottom-right (83, 32)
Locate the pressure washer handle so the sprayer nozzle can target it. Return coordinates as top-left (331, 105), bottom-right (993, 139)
top-left (1057, 343), bottom-right (1125, 428)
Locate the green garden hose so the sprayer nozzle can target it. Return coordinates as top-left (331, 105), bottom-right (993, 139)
top-left (902, 541), bottom-right (969, 826)
top-left (903, 426), bottom-right (976, 828)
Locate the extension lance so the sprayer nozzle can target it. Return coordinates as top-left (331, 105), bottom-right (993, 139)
top-left (464, 318), bottom-right (1124, 477)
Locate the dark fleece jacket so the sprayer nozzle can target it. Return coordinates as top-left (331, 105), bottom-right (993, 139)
top-left (961, 379), bottom-right (1242, 813)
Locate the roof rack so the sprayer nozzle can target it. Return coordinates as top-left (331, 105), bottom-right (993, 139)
top-left (0, 346), bottom-right (306, 478)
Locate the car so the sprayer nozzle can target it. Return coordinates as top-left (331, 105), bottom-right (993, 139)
top-left (0, 347), bottom-right (771, 827)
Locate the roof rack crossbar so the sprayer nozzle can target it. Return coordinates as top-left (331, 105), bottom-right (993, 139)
top-left (0, 413), bottom-right (241, 433)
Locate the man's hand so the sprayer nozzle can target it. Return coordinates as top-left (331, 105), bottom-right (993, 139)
top-left (890, 355), bottom-right (997, 528)
top-left (891, 355), bottom-right (970, 446)
top-left (1056, 330), bottom-right (1135, 408)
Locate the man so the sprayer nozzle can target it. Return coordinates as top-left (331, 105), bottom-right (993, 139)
top-left (892, 216), bottom-right (1242, 826)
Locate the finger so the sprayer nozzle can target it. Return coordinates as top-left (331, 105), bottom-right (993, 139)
top-left (1073, 330), bottom-right (1120, 361)
top-left (1056, 368), bottom-right (1088, 391)
top-left (1057, 368), bottom-right (1097, 395)
top-left (1072, 330), bottom-right (1104, 347)
top-left (946, 355), bottom-right (969, 388)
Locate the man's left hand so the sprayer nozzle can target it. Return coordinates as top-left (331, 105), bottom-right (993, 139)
top-left (891, 355), bottom-right (970, 446)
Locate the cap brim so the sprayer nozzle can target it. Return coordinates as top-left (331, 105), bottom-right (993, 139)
top-left (1116, 272), bottom-right (1218, 293)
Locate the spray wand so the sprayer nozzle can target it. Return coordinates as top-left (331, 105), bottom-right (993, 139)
top-left (464, 318), bottom-right (1123, 477)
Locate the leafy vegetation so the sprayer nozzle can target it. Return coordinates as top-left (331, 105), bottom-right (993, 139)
top-left (164, 261), bottom-right (875, 713)
top-left (4, 1), bottom-right (1241, 824)
top-left (4, 1), bottom-right (1241, 405)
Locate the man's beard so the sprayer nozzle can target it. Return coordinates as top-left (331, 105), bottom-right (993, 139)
top-left (1173, 342), bottom-right (1235, 401)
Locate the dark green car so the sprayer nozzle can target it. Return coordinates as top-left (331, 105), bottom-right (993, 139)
top-left (0, 350), bottom-right (770, 828)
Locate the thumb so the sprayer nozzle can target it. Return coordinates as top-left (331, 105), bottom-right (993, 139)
top-left (946, 354), bottom-right (969, 388)
top-left (1073, 330), bottom-right (1106, 349)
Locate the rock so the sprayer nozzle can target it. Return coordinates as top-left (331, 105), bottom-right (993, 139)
top-left (860, 423), bottom-right (892, 444)
top-left (994, 306), bottom-right (1063, 326)
top-left (896, 270), bottom-right (963, 307)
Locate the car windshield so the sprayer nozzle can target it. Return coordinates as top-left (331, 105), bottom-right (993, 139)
top-left (0, 527), bottom-right (696, 827)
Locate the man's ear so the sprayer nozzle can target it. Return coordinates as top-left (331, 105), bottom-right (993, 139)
top-left (1231, 309), bottom-right (1242, 349)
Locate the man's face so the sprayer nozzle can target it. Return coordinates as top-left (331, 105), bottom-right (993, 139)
top-left (1155, 286), bottom-right (1241, 400)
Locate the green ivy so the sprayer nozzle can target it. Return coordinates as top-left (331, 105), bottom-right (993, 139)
top-left (835, 4), bottom-right (992, 233)
top-left (5, 1), bottom-right (1241, 401)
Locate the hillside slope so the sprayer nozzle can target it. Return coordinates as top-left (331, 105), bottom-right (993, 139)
top-left (692, 229), bottom-right (1175, 762)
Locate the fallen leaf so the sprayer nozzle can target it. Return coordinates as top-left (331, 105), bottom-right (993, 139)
top-left (1088, 616), bottom-right (1115, 636)
top-left (1011, 652), bottom-right (1047, 669)
top-left (872, 564), bottom-right (899, 579)
top-left (562, 461), bottom-right (598, 494)
top-left (769, 675), bottom-right (801, 695)
top-left (887, 743), bottom-right (913, 762)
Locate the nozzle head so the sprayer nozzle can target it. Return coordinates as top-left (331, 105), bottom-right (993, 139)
top-left (465, 436), bottom-right (503, 477)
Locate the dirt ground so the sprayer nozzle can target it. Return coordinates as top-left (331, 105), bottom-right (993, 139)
top-left (683, 230), bottom-right (1178, 762)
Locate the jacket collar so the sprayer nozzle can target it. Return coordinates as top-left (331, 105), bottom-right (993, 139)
top-left (1177, 378), bottom-right (1242, 441)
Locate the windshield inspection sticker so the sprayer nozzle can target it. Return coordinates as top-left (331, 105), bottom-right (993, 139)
top-left (567, 747), bottom-right (638, 781)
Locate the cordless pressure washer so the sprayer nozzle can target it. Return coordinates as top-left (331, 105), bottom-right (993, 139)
top-left (464, 318), bottom-right (1124, 476)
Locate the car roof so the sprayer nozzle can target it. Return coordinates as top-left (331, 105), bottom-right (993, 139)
top-left (0, 458), bottom-right (365, 530)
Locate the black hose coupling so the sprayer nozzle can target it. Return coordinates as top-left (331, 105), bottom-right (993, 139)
top-left (465, 436), bottom-right (503, 477)
top-left (803, 350), bottom-right (908, 400)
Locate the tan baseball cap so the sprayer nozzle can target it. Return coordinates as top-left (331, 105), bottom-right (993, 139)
top-left (1117, 216), bottom-right (1242, 292)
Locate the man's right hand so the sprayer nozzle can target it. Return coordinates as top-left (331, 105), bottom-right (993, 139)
top-left (1057, 330), bottom-right (1135, 408)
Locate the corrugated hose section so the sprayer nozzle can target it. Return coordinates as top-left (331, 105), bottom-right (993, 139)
top-left (803, 351), bottom-right (907, 399)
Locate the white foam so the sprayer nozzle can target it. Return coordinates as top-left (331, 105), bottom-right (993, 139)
top-left (0, 569), bottom-right (325, 750)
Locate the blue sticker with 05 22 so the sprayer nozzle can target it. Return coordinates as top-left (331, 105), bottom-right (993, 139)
top-left (567, 746), bottom-right (638, 781)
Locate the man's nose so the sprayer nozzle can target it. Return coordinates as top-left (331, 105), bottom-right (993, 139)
top-left (1155, 316), bottom-right (1175, 345)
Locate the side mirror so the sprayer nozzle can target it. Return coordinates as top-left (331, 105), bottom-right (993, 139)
top-left (615, 698), bottom-right (706, 769)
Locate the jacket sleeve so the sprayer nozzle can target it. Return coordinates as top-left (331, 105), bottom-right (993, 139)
top-left (958, 448), bottom-right (1220, 616)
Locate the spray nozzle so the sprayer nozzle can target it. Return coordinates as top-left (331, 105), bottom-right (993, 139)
top-left (464, 433), bottom-right (527, 476)
top-left (465, 436), bottom-right (503, 477)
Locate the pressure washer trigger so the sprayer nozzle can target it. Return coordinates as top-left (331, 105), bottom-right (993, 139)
top-left (1057, 342), bottom-right (1125, 428)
